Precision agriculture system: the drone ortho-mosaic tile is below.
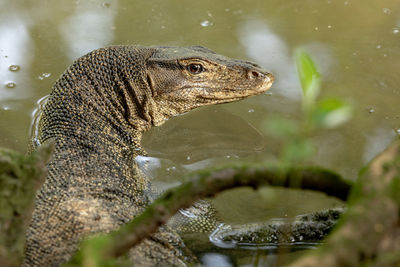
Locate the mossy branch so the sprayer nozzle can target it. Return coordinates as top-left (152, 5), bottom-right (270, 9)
top-left (289, 140), bottom-right (400, 266)
top-left (72, 164), bottom-right (350, 264)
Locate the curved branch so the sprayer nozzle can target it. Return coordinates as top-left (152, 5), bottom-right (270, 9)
top-left (75, 164), bottom-right (350, 261)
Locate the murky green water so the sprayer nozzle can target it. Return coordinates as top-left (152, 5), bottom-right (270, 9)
top-left (1, 0), bottom-right (399, 265)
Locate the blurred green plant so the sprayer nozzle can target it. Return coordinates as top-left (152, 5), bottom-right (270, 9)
top-left (265, 49), bottom-right (352, 163)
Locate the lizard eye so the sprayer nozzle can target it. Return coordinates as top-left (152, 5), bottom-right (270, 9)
top-left (187, 64), bottom-right (204, 74)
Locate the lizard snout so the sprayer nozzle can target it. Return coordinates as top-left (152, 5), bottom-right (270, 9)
top-left (246, 68), bottom-right (274, 83)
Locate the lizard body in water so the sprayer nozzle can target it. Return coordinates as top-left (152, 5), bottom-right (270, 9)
top-left (23, 45), bottom-right (274, 266)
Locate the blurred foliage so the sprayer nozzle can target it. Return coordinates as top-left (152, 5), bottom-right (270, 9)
top-left (264, 50), bottom-right (352, 163)
top-left (0, 143), bottom-right (53, 267)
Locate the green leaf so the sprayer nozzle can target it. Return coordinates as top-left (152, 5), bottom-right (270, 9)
top-left (295, 49), bottom-right (321, 110)
top-left (313, 98), bottom-right (352, 128)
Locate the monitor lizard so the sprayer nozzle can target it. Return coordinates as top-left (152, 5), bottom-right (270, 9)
top-left (23, 45), bottom-right (274, 266)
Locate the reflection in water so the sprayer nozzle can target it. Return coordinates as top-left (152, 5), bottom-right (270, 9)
top-left (0, 14), bottom-right (32, 107)
top-left (362, 126), bottom-right (395, 163)
top-left (237, 20), bottom-right (333, 100)
top-left (201, 253), bottom-right (233, 267)
top-left (59, 0), bottom-right (118, 60)
top-left (142, 108), bottom-right (265, 163)
top-left (238, 20), bottom-right (301, 100)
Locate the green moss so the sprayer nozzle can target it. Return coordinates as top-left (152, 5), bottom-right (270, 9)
top-left (0, 143), bottom-right (52, 266)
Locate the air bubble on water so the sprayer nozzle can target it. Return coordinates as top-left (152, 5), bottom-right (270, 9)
top-left (395, 128), bottom-right (400, 135)
top-left (248, 109), bottom-right (255, 113)
top-left (160, 25), bottom-right (166, 29)
top-left (225, 155), bottom-right (231, 159)
top-left (5, 82), bottom-right (16, 88)
top-left (38, 73), bottom-right (51, 80)
top-left (392, 28), bottom-right (399, 34)
top-left (314, 26), bottom-right (319, 31)
top-left (376, 45), bottom-right (381, 49)
top-left (9, 65), bottom-right (20, 72)
top-left (186, 156), bottom-right (191, 160)
top-left (383, 8), bottom-right (391, 14)
top-left (166, 166), bottom-right (176, 171)
top-left (200, 20), bottom-right (213, 27)
top-left (368, 108), bottom-right (376, 113)
top-left (327, 25), bottom-right (332, 29)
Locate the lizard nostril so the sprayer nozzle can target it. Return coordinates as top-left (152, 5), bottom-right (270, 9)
top-left (248, 70), bottom-right (262, 79)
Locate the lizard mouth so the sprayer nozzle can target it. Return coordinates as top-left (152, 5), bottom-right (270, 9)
top-left (199, 72), bottom-right (274, 101)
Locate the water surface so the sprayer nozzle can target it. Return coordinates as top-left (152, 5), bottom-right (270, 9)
top-left (1, 0), bottom-right (399, 265)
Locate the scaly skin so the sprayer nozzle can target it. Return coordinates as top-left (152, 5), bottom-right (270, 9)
top-left (24, 45), bottom-right (274, 266)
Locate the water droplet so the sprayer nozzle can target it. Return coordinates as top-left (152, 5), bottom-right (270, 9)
top-left (5, 82), bottom-right (16, 88)
top-left (314, 26), bottom-right (319, 31)
top-left (248, 109), bottom-right (255, 113)
top-left (9, 65), bottom-right (20, 72)
top-left (376, 45), bottom-right (381, 49)
top-left (368, 108), bottom-right (376, 113)
top-left (200, 20), bottom-right (213, 27)
top-left (383, 8), bottom-right (391, 14)
top-left (38, 73), bottom-right (51, 80)
top-left (166, 166), bottom-right (176, 171)
top-left (299, 235), bottom-right (304, 241)
top-left (392, 28), bottom-right (399, 34)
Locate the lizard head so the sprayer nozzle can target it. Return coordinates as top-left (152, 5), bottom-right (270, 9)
top-left (145, 46), bottom-right (274, 126)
